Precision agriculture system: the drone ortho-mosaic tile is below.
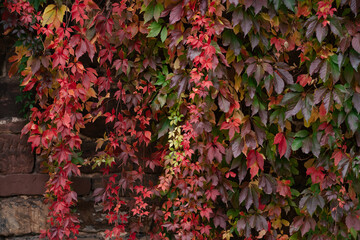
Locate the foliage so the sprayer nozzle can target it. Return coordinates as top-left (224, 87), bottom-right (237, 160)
top-left (2, 0), bottom-right (360, 239)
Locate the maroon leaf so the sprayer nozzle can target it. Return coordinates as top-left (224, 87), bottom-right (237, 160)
top-left (169, 4), bottom-right (183, 25)
top-left (259, 174), bottom-right (276, 194)
top-left (218, 95), bottom-right (230, 113)
top-left (346, 214), bottom-right (360, 231)
top-left (301, 217), bottom-right (316, 236)
top-left (213, 210), bottom-right (227, 229)
top-left (353, 33), bottom-right (360, 53)
top-left (244, 0), bottom-right (253, 9)
top-left (290, 216), bottom-right (304, 235)
top-left (30, 58), bottom-right (41, 74)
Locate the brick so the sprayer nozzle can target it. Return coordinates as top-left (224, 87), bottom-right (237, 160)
top-left (0, 134), bottom-right (34, 174)
top-left (0, 174), bottom-right (92, 196)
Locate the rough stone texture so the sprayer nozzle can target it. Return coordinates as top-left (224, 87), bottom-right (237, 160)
top-left (0, 174), bottom-right (92, 196)
top-left (0, 134), bottom-right (34, 174)
top-left (0, 196), bottom-right (49, 237)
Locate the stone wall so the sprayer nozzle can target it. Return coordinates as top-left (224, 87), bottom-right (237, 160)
top-left (0, 37), bottom-right (154, 239)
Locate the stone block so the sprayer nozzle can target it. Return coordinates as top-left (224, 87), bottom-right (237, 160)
top-left (0, 133), bottom-right (34, 174)
top-left (0, 196), bottom-right (49, 237)
top-left (0, 174), bottom-right (91, 196)
top-left (0, 174), bottom-right (47, 196)
top-left (72, 177), bottom-right (92, 196)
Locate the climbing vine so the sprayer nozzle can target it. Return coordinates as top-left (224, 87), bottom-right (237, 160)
top-left (1, 0), bottom-right (360, 239)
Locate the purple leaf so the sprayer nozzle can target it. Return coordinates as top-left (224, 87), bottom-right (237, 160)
top-left (241, 13), bottom-right (252, 36)
top-left (352, 33), bottom-right (360, 53)
top-left (218, 95), bottom-right (230, 112)
top-left (314, 87), bottom-right (327, 104)
top-left (309, 58), bottom-right (322, 75)
top-left (319, 61), bottom-right (329, 81)
top-left (316, 23), bottom-right (328, 43)
top-left (350, 50), bottom-right (360, 70)
top-left (274, 72), bottom-right (285, 94)
top-left (346, 214), bottom-right (360, 231)
top-left (246, 63), bottom-right (257, 77)
top-left (232, 137), bottom-right (243, 158)
top-left (352, 92), bottom-right (360, 113)
top-left (253, 0), bottom-right (267, 15)
top-left (277, 68), bottom-right (293, 84)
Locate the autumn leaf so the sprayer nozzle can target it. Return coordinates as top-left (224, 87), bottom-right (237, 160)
top-left (247, 149), bottom-right (264, 179)
top-left (306, 166), bottom-right (325, 184)
top-left (42, 4), bottom-right (69, 29)
top-left (274, 132), bottom-right (287, 158)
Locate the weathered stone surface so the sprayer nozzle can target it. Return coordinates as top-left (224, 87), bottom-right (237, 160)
top-left (0, 196), bottom-right (49, 237)
top-left (0, 118), bottom-right (27, 134)
top-left (0, 174), bottom-right (91, 196)
top-left (0, 77), bottom-right (22, 120)
top-left (0, 133), bottom-right (33, 174)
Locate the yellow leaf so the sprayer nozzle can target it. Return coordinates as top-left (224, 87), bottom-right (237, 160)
top-left (234, 74), bottom-right (242, 92)
top-left (42, 4), bottom-right (69, 29)
top-left (222, 230), bottom-right (233, 240)
top-left (304, 158), bottom-right (315, 169)
top-left (226, 49), bottom-right (235, 64)
top-left (281, 219), bottom-right (290, 227)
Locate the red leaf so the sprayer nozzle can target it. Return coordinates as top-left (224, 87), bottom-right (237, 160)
top-left (296, 74), bottom-right (312, 87)
top-left (274, 132), bottom-right (287, 157)
top-left (306, 166), bottom-right (325, 184)
top-left (247, 150), bottom-right (264, 179)
top-left (276, 179), bottom-right (291, 198)
top-left (200, 207), bottom-right (213, 221)
top-left (205, 188), bottom-right (220, 201)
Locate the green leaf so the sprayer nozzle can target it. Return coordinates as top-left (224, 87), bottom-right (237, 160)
top-left (288, 84), bottom-right (304, 93)
top-left (291, 138), bottom-right (303, 151)
top-left (347, 112), bottom-right (359, 132)
top-left (283, 0), bottom-right (295, 11)
top-left (148, 22), bottom-right (162, 38)
top-left (144, 4), bottom-right (155, 23)
top-left (160, 27), bottom-right (168, 42)
top-left (295, 130), bottom-right (309, 138)
top-left (154, 3), bottom-right (164, 22)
